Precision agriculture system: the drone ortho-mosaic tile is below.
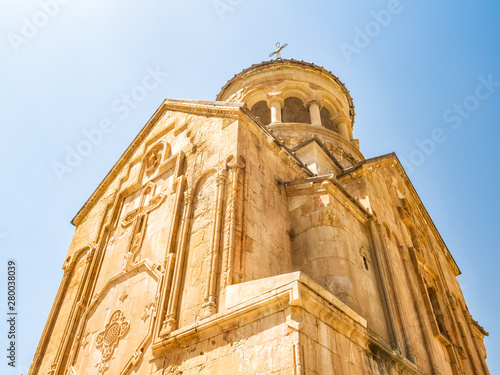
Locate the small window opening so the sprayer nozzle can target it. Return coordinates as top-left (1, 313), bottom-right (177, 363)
top-left (363, 256), bottom-right (369, 271)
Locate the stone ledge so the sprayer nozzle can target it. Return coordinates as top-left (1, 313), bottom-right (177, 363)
top-left (152, 271), bottom-right (368, 356)
top-left (225, 271), bottom-right (367, 328)
top-left (268, 122), bottom-right (364, 161)
top-left (151, 272), bottom-right (420, 374)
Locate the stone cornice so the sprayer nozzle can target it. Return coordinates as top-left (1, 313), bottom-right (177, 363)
top-left (291, 136), bottom-right (345, 171)
top-left (285, 176), bottom-right (372, 223)
top-left (468, 313), bottom-right (489, 337)
top-left (268, 122), bottom-right (365, 161)
top-left (151, 271), bottom-right (368, 350)
top-left (150, 271), bottom-right (419, 374)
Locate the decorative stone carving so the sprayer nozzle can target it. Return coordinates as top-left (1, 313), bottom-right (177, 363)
top-left (118, 289), bottom-right (128, 303)
top-left (314, 210), bottom-right (342, 227)
top-left (121, 184), bottom-right (166, 268)
top-left (46, 363), bottom-right (56, 375)
top-left (62, 245), bottom-right (95, 273)
top-left (227, 86), bottom-right (250, 102)
top-left (144, 144), bottom-right (164, 176)
top-left (81, 330), bottom-right (90, 349)
top-left (85, 247), bottom-right (95, 264)
top-left (164, 364), bottom-right (180, 375)
top-left (202, 169), bottom-right (227, 318)
top-left (304, 91), bottom-right (325, 109)
top-left (128, 214), bottom-right (146, 261)
top-left (410, 227), bottom-right (424, 252)
top-left (62, 261), bottom-right (75, 273)
top-left (96, 309), bottom-right (130, 362)
top-left (96, 361), bottom-right (109, 375)
top-left (142, 301), bottom-right (155, 322)
top-left (148, 193), bottom-right (164, 208)
top-left (123, 208), bottom-right (140, 227)
top-left (161, 188), bottom-right (195, 336)
top-left (223, 156), bottom-right (246, 287)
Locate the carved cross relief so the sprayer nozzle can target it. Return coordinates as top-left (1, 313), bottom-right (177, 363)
top-left (121, 183), bottom-right (165, 268)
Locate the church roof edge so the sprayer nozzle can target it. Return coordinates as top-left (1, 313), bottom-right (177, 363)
top-left (339, 153), bottom-right (461, 276)
top-left (70, 98), bottom-right (249, 227)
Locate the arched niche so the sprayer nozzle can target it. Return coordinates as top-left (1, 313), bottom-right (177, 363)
top-left (178, 170), bottom-right (218, 327)
top-left (320, 107), bottom-right (335, 131)
top-left (250, 100), bottom-right (271, 125)
top-left (282, 97), bottom-right (310, 124)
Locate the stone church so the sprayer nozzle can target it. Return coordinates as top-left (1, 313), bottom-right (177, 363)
top-left (29, 59), bottom-right (489, 374)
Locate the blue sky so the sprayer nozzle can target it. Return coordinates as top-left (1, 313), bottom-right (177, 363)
top-left (0, 0), bottom-right (499, 373)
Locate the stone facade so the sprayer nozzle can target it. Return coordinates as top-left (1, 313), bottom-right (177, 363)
top-left (29, 60), bottom-right (489, 374)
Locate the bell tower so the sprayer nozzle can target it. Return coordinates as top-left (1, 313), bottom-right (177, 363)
top-left (217, 59), bottom-right (362, 170)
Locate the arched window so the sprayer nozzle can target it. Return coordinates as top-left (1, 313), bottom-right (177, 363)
top-left (320, 107), bottom-right (335, 131)
top-left (282, 97), bottom-right (310, 123)
top-left (250, 100), bottom-right (271, 125)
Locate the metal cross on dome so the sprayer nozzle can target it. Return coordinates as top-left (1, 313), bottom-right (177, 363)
top-left (269, 42), bottom-right (288, 60)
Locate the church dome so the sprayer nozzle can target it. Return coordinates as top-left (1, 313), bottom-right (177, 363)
top-left (217, 59), bottom-right (364, 164)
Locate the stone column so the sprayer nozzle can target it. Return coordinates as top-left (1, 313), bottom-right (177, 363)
top-left (401, 247), bottom-right (443, 375)
top-left (267, 97), bottom-right (284, 123)
top-left (53, 246), bottom-right (97, 375)
top-left (162, 188), bottom-right (195, 335)
top-left (202, 170), bottom-right (227, 318)
top-left (368, 220), bottom-right (403, 353)
top-left (156, 175), bottom-right (186, 338)
top-left (308, 101), bottom-right (322, 126)
top-left (333, 114), bottom-right (351, 140)
top-left (378, 228), bottom-right (417, 363)
top-left (30, 262), bottom-right (75, 375)
top-left (224, 156), bottom-right (246, 286)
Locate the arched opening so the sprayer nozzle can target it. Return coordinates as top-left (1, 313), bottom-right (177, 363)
top-left (250, 100), bottom-right (271, 125)
top-left (320, 107), bottom-right (335, 131)
top-left (282, 97), bottom-right (310, 123)
top-left (362, 255), bottom-right (369, 271)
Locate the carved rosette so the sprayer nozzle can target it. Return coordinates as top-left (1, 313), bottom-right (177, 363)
top-left (96, 309), bottom-right (130, 361)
